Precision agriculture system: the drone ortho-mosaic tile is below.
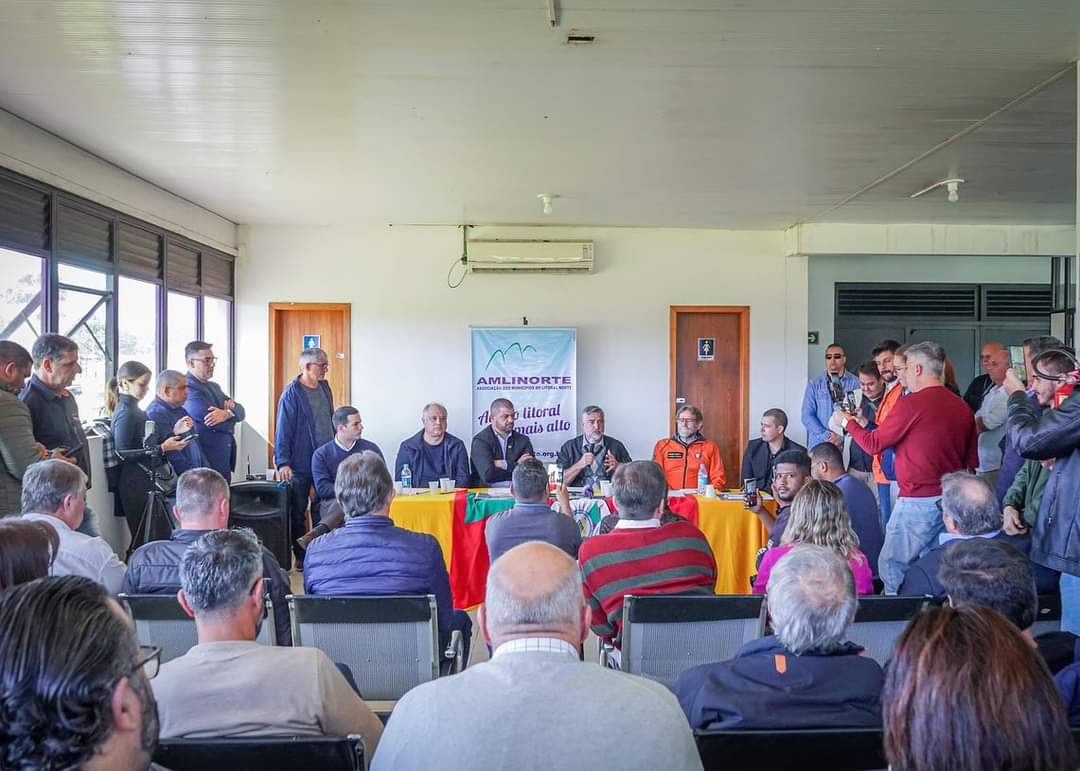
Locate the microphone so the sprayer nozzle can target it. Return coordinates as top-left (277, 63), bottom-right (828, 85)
top-left (828, 374), bottom-right (846, 405)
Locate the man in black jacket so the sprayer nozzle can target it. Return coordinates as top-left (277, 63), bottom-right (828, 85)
top-left (122, 467), bottom-right (292, 645)
top-left (470, 398), bottom-right (534, 487)
top-left (1006, 354), bottom-right (1080, 634)
top-left (740, 408), bottom-right (805, 491)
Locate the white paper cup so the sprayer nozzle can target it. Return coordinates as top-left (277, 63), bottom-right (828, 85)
top-left (704, 485), bottom-right (717, 499)
top-left (265, 468), bottom-right (277, 482)
top-left (600, 480), bottom-right (613, 497)
top-left (393, 481), bottom-right (403, 493)
top-left (429, 481), bottom-right (440, 494)
top-left (440, 478), bottom-right (453, 493)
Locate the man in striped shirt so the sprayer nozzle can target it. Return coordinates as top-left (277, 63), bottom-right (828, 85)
top-left (578, 461), bottom-right (717, 648)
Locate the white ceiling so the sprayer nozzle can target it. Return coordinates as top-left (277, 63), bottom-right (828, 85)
top-left (0, 0), bottom-right (1077, 229)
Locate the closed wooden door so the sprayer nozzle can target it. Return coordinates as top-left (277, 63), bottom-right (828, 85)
top-left (670, 306), bottom-right (749, 486)
top-left (269, 303), bottom-right (351, 464)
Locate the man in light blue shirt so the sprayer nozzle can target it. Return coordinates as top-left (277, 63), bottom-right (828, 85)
top-left (802, 343), bottom-right (860, 448)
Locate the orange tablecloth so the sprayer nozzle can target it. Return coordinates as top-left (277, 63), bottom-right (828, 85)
top-left (389, 491), bottom-right (772, 603)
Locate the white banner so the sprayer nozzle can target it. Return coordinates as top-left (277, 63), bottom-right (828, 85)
top-left (471, 327), bottom-right (577, 462)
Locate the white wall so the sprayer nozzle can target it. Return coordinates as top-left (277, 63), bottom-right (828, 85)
top-left (234, 224), bottom-right (812, 461)
top-left (0, 108), bottom-right (236, 253)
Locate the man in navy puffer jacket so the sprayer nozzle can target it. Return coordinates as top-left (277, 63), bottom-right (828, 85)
top-left (304, 451), bottom-right (472, 661)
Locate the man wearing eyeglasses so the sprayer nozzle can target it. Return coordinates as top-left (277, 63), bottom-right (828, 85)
top-left (652, 404), bottom-right (727, 491)
top-left (801, 343), bottom-right (860, 449)
top-left (0, 575), bottom-right (162, 771)
top-left (274, 347), bottom-right (334, 565)
top-left (184, 340), bottom-right (245, 481)
top-left (470, 397), bottom-right (535, 487)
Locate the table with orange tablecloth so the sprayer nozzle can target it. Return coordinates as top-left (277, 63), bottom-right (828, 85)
top-left (388, 490), bottom-right (772, 609)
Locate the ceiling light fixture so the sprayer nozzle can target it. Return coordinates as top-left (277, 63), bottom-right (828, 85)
top-left (537, 193), bottom-right (558, 215)
top-left (910, 177), bottom-right (965, 203)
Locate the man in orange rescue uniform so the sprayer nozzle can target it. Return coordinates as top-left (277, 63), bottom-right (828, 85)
top-left (652, 404), bottom-right (727, 491)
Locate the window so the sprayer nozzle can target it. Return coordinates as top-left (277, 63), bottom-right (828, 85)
top-left (203, 296), bottom-right (232, 392)
top-left (57, 263), bottom-right (112, 419)
top-left (118, 276), bottom-right (159, 406)
top-left (0, 247), bottom-right (44, 351)
top-left (167, 291), bottom-right (198, 372)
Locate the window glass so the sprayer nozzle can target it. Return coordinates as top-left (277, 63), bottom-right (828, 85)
top-left (167, 291), bottom-right (198, 372)
top-left (203, 296), bottom-right (231, 392)
top-left (118, 277), bottom-right (159, 407)
top-left (57, 264), bottom-right (112, 419)
top-left (0, 247), bottom-right (44, 351)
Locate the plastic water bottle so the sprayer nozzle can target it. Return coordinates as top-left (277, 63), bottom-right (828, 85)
top-left (697, 464), bottom-right (709, 495)
top-left (401, 464), bottom-right (413, 490)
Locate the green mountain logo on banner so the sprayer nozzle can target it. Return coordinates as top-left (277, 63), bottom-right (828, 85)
top-left (485, 342), bottom-right (538, 370)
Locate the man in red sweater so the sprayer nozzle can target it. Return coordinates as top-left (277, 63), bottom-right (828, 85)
top-left (841, 341), bottom-right (978, 594)
top-left (578, 461), bottom-right (717, 651)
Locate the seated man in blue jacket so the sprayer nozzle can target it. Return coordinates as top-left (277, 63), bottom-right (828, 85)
top-left (275, 347), bottom-right (334, 564)
top-left (675, 544), bottom-right (883, 730)
top-left (305, 452), bottom-right (472, 662)
top-left (394, 402), bottom-right (470, 489)
top-left (184, 340), bottom-right (245, 481)
top-left (146, 370), bottom-right (207, 476)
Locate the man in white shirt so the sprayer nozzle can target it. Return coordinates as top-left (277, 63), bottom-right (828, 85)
top-left (20, 459), bottom-right (126, 593)
top-left (152, 528), bottom-right (383, 753)
top-left (975, 347), bottom-right (1010, 486)
top-left (372, 540), bottom-right (702, 771)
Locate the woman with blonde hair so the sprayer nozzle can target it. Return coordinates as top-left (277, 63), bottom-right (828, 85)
top-left (753, 479), bottom-right (875, 595)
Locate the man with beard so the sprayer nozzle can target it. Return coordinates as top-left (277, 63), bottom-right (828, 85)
top-left (746, 449), bottom-right (811, 549)
top-left (470, 397), bottom-right (535, 488)
top-left (152, 528), bottom-right (383, 750)
top-left (871, 340), bottom-right (905, 527)
top-left (801, 343), bottom-right (859, 449)
top-left (653, 404), bottom-right (727, 491)
top-left (557, 405), bottom-right (632, 489)
top-left (0, 575), bottom-right (162, 771)
top-left (740, 408), bottom-right (805, 491)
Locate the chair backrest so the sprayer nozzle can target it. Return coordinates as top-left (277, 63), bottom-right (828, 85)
top-left (695, 728), bottom-right (885, 771)
top-left (847, 596), bottom-right (929, 665)
top-left (288, 594), bottom-right (439, 701)
top-left (1033, 593), bottom-right (1063, 637)
top-left (621, 594), bottom-right (766, 690)
top-left (154, 735), bottom-right (364, 771)
top-left (119, 593), bottom-right (277, 663)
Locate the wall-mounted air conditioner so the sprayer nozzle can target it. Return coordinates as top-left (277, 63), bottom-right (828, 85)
top-left (467, 240), bottom-right (594, 274)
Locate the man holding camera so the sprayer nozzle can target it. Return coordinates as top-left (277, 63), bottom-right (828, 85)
top-left (146, 369), bottom-right (207, 476)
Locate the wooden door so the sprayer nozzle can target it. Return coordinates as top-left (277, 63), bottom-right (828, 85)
top-left (268, 303), bottom-right (351, 464)
top-left (670, 306), bottom-right (749, 487)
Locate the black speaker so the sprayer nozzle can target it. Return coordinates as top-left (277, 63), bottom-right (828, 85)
top-left (229, 481), bottom-right (291, 568)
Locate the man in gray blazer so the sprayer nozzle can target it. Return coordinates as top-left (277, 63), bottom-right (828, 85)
top-left (372, 541), bottom-right (703, 771)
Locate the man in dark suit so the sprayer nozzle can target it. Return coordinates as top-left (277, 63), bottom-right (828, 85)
top-left (740, 408), bottom-right (805, 491)
top-left (184, 340), bottom-right (245, 481)
top-left (470, 398), bottom-right (534, 487)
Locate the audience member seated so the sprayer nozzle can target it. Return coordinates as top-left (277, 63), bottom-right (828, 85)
top-left (753, 481), bottom-right (874, 595)
top-left (745, 449), bottom-right (811, 548)
top-left (123, 468), bottom-right (292, 645)
top-left (145, 368), bottom-right (207, 477)
top-left (393, 402), bottom-right (470, 489)
top-left (470, 397), bottom-right (534, 487)
top-left (809, 441), bottom-right (883, 574)
top-left (884, 605), bottom-right (1075, 771)
top-left (937, 537), bottom-right (1073, 672)
top-left (900, 472), bottom-right (1056, 598)
top-left (305, 452), bottom-right (472, 660)
top-left (20, 459), bottom-right (125, 593)
top-left (371, 541), bottom-right (702, 771)
top-left (152, 528), bottom-right (383, 751)
top-left (652, 404), bottom-right (727, 491)
top-left (0, 339), bottom-right (45, 518)
top-left (302, 405), bottom-right (383, 544)
top-left (556, 405), bottom-right (632, 490)
top-left (0, 576), bottom-right (161, 771)
top-left (578, 461), bottom-right (716, 649)
top-left (0, 518), bottom-right (58, 589)
top-left (740, 408), bottom-right (805, 492)
top-left (485, 458), bottom-right (581, 562)
top-left (677, 544), bottom-right (883, 730)
top-left (108, 360), bottom-right (192, 541)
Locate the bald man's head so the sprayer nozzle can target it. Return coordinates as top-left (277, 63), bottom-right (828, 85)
top-left (481, 541), bottom-right (586, 649)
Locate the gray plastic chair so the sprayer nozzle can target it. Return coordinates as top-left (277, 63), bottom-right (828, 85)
top-left (620, 594), bottom-right (766, 690)
top-left (287, 594), bottom-right (443, 701)
top-left (846, 595), bottom-right (930, 665)
top-left (119, 593), bottom-right (277, 663)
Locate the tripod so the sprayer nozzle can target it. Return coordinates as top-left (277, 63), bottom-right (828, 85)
top-left (126, 463), bottom-right (176, 559)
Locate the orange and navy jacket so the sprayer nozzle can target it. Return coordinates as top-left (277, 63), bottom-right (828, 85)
top-left (652, 435), bottom-right (727, 491)
top-left (872, 384), bottom-right (905, 485)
